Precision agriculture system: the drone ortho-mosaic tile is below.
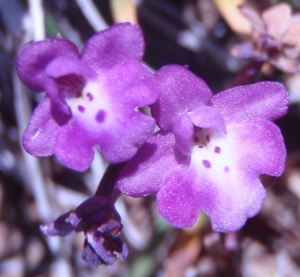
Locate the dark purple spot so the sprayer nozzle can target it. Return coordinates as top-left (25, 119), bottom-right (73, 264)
top-left (214, 146), bottom-right (221, 154)
top-left (206, 135), bottom-right (210, 142)
top-left (78, 105), bottom-right (85, 112)
top-left (194, 136), bottom-right (199, 143)
top-left (95, 110), bottom-right (106, 123)
top-left (87, 92), bottom-right (94, 101)
top-left (202, 160), bottom-right (211, 168)
top-left (224, 166), bottom-right (229, 172)
top-left (198, 145), bottom-right (204, 148)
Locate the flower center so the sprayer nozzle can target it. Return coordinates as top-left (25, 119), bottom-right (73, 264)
top-left (259, 34), bottom-right (282, 56)
top-left (191, 127), bottom-right (231, 174)
top-left (65, 78), bottom-right (110, 127)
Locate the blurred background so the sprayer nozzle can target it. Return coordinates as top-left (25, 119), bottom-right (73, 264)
top-left (1, 0), bottom-right (300, 276)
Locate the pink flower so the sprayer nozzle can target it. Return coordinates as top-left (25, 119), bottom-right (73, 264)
top-left (116, 65), bottom-right (288, 232)
top-left (231, 3), bottom-right (300, 73)
top-left (16, 23), bottom-right (158, 171)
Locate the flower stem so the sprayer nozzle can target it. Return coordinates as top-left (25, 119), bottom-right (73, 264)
top-left (227, 60), bottom-right (263, 88)
top-left (95, 163), bottom-right (125, 200)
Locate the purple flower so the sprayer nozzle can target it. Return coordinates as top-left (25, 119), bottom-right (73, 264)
top-left (116, 65), bottom-right (288, 233)
top-left (231, 3), bottom-right (300, 73)
top-left (41, 195), bottom-right (128, 267)
top-left (16, 23), bottom-right (158, 171)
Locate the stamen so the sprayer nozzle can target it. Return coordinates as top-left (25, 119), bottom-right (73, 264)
top-left (194, 136), bottom-right (199, 143)
top-left (206, 135), bottom-right (210, 142)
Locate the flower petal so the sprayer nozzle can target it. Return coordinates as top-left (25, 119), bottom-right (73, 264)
top-left (270, 56), bottom-right (300, 74)
top-left (81, 23), bottom-right (145, 73)
top-left (185, 167), bottom-right (263, 233)
top-left (186, 119), bottom-right (285, 232)
top-left (86, 230), bottom-right (126, 265)
top-left (82, 244), bottom-right (101, 268)
top-left (229, 119), bottom-right (286, 176)
top-left (117, 131), bottom-right (186, 197)
top-left (198, 173), bottom-right (266, 232)
top-left (22, 97), bottom-right (59, 157)
top-left (262, 3), bottom-right (292, 40)
top-left (282, 17), bottom-right (300, 48)
top-left (190, 106), bottom-right (227, 134)
top-left (54, 119), bottom-right (95, 171)
top-left (98, 113), bottom-right (155, 164)
top-left (94, 61), bottom-right (158, 163)
top-left (45, 56), bottom-right (96, 79)
top-left (230, 42), bottom-right (265, 60)
top-left (173, 112), bottom-right (194, 156)
top-left (211, 82), bottom-right (288, 123)
top-left (238, 4), bottom-right (264, 31)
top-left (101, 60), bottom-right (158, 109)
top-left (157, 169), bottom-right (201, 228)
top-left (16, 39), bottom-right (79, 92)
top-left (151, 65), bottom-right (213, 131)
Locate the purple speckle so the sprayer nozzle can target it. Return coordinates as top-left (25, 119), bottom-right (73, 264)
top-left (194, 136), bottom-right (199, 143)
top-left (95, 110), bottom-right (106, 123)
top-left (87, 92), bottom-right (94, 101)
top-left (78, 105), bottom-right (85, 112)
top-left (198, 145), bottom-right (204, 148)
top-left (202, 160), bottom-right (211, 168)
top-left (206, 135), bottom-right (210, 142)
top-left (224, 166), bottom-right (229, 172)
top-left (214, 146), bottom-right (221, 154)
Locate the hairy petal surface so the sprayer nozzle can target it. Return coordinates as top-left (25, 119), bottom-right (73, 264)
top-left (157, 169), bottom-right (201, 228)
top-left (45, 56), bottom-right (96, 79)
top-left (173, 112), bottom-right (194, 156)
top-left (151, 65), bottom-right (213, 131)
top-left (190, 106), bottom-right (227, 134)
top-left (16, 39), bottom-right (79, 92)
top-left (211, 82), bottom-right (288, 123)
top-left (23, 97), bottom-right (59, 157)
top-left (188, 119), bottom-right (285, 232)
top-left (198, 173), bottom-right (266, 232)
top-left (117, 131), bottom-right (186, 197)
top-left (229, 119), bottom-right (286, 176)
top-left (89, 60), bottom-right (158, 163)
top-left (54, 120), bottom-right (95, 171)
top-left (81, 23), bottom-right (145, 73)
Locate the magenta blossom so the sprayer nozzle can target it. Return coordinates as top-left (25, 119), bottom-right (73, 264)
top-left (116, 65), bottom-right (288, 233)
top-left (16, 23), bottom-right (158, 171)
